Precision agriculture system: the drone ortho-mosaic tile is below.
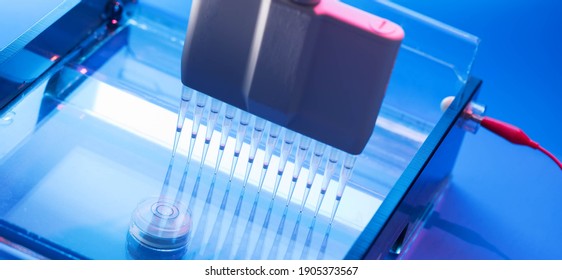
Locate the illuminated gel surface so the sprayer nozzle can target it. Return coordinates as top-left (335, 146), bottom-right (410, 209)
top-left (0, 0), bottom-right (477, 259)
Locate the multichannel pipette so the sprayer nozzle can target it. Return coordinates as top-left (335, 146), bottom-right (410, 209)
top-left (128, 0), bottom-right (404, 260)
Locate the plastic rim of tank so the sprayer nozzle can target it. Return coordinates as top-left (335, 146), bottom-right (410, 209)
top-left (127, 197), bottom-right (192, 259)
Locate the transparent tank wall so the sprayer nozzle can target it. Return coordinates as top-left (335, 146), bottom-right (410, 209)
top-left (0, 0), bottom-right (478, 259)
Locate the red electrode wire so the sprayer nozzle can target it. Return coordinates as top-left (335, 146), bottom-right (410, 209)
top-left (440, 96), bottom-right (561, 170)
top-left (480, 116), bottom-right (562, 170)
top-left (537, 146), bottom-right (562, 170)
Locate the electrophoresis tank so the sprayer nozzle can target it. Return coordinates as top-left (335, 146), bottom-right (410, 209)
top-left (0, 0), bottom-right (481, 260)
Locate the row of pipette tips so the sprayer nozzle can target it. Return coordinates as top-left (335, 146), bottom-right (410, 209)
top-left (157, 86), bottom-right (357, 259)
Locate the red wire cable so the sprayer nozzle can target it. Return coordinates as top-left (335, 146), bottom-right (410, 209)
top-left (537, 146), bottom-right (562, 170)
top-left (480, 116), bottom-right (562, 170)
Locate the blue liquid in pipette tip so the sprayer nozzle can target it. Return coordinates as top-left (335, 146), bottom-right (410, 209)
top-left (201, 184), bottom-right (230, 258)
top-left (251, 200), bottom-right (274, 260)
top-left (267, 206), bottom-right (289, 259)
top-left (186, 202), bottom-right (210, 259)
top-left (158, 158), bottom-right (175, 200)
top-left (215, 183), bottom-right (240, 259)
top-left (317, 224), bottom-right (332, 260)
top-left (187, 175), bottom-right (219, 259)
top-left (283, 212), bottom-right (303, 259)
top-left (232, 195), bottom-right (259, 259)
top-left (300, 218), bottom-right (317, 260)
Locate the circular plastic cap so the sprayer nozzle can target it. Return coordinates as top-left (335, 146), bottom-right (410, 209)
top-left (127, 198), bottom-right (192, 259)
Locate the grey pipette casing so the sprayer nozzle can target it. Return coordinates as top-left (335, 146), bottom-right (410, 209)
top-left (181, 0), bottom-right (404, 155)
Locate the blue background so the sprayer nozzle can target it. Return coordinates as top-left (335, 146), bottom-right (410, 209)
top-left (393, 0), bottom-right (562, 259)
